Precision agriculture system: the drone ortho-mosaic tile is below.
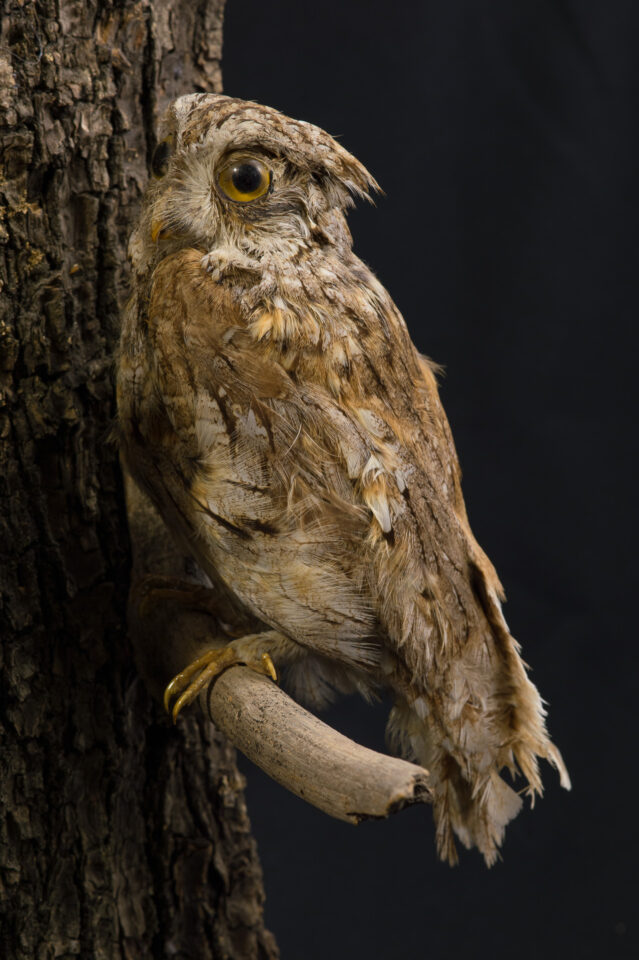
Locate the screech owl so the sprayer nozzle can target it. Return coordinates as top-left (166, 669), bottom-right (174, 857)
top-left (117, 93), bottom-right (570, 865)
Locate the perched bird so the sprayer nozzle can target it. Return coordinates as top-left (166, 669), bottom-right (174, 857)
top-left (117, 93), bottom-right (570, 865)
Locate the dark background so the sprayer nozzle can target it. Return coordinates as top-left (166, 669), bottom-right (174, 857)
top-left (223, 2), bottom-right (638, 957)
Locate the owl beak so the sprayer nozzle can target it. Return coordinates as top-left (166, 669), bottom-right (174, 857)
top-left (151, 219), bottom-right (170, 243)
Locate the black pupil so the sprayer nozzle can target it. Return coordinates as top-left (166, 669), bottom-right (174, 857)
top-left (231, 163), bottom-right (264, 194)
top-left (152, 141), bottom-right (171, 177)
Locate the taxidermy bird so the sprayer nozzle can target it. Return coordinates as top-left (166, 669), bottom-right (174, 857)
top-left (117, 93), bottom-right (570, 866)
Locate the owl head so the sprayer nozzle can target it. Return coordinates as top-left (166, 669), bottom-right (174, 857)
top-left (131, 93), bottom-right (379, 274)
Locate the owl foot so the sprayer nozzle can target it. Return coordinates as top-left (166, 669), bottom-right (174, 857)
top-left (137, 576), bottom-right (221, 620)
top-left (164, 642), bottom-right (278, 723)
top-left (133, 574), bottom-right (254, 635)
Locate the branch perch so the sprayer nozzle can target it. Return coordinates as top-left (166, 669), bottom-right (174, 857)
top-left (125, 474), bottom-right (432, 822)
top-left (207, 666), bottom-right (430, 821)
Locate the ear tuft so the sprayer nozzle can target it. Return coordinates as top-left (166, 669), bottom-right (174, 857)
top-left (318, 138), bottom-right (381, 207)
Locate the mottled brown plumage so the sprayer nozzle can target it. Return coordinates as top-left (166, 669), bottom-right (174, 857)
top-left (117, 93), bottom-right (570, 865)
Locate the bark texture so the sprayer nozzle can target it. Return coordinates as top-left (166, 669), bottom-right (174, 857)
top-left (0, 2), bottom-right (278, 957)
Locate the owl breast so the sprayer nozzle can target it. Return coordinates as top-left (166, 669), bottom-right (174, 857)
top-left (118, 248), bottom-right (382, 674)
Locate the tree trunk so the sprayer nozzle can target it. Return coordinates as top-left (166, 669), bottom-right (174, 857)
top-left (0, 2), bottom-right (278, 957)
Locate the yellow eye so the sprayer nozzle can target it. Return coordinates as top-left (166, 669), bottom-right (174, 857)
top-left (217, 159), bottom-right (271, 203)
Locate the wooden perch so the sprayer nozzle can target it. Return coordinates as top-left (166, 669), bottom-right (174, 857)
top-left (207, 666), bottom-right (430, 822)
top-left (125, 474), bottom-right (432, 823)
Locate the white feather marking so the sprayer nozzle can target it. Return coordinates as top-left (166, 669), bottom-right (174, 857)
top-left (357, 407), bottom-right (386, 438)
top-left (361, 454), bottom-right (383, 483)
top-left (413, 696), bottom-right (429, 720)
top-left (241, 407), bottom-right (268, 440)
top-left (339, 439), bottom-right (364, 479)
top-left (194, 393), bottom-right (228, 453)
top-left (364, 488), bottom-right (392, 533)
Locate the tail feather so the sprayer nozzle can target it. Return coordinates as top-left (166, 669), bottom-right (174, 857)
top-left (387, 607), bottom-right (570, 866)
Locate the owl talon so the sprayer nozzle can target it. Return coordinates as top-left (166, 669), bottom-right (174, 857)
top-left (164, 645), bottom-right (278, 723)
top-left (260, 652), bottom-right (278, 683)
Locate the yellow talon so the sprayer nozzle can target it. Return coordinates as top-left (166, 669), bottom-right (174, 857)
top-left (162, 648), bottom-right (221, 713)
top-left (163, 644), bottom-right (279, 723)
top-left (261, 652), bottom-right (278, 683)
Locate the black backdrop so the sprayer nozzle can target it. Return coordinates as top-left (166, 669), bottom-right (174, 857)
top-left (222, 2), bottom-right (638, 957)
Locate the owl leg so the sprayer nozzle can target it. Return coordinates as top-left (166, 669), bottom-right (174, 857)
top-left (134, 574), bottom-right (250, 631)
top-left (164, 630), bottom-right (290, 723)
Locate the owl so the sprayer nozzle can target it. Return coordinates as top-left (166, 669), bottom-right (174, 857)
top-left (117, 93), bottom-right (570, 865)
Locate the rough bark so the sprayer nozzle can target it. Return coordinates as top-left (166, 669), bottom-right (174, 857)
top-left (0, 1), bottom-right (278, 957)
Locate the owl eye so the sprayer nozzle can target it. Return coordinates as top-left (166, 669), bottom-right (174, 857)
top-left (217, 159), bottom-right (272, 203)
top-left (151, 139), bottom-right (172, 178)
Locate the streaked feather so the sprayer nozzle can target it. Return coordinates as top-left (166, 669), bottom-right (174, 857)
top-left (118, 93), bottom-right (569, 866)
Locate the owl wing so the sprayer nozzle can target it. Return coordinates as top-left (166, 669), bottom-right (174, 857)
top-left (344, 297), bottom-right (570, 863)
top-left (120, 249), bottom-right (379, 675)
top-left (119, 246), bottom-right (568, 865)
